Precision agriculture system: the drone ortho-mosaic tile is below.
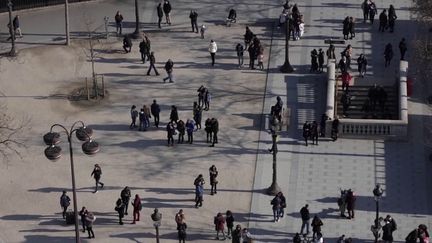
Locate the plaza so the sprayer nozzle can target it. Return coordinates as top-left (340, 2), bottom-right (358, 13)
top-left (0, 0), bottom-right (431, 242)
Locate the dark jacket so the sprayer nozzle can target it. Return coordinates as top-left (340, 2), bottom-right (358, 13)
top-left (123, 36), bottom-right (132, 47)
top-left (189, 11), bottom-right (198, 22)
top-left (211, 118), bottom-right (219, 133)
top-left (300, 206), bottom-right (310, 220)
top-left (163, 1), bottom-right (171, 14)
top-left (149, 53), bottom-right (156, 64)
top-left (165, 60), bottom-right (174, 72)
top-left (236, 43), bottom-right (244, 56)
top-left (170, 108), bottom-right (179, 121)
top-left (151, 103), bottom-right (160, 116)
top-left (157, 4), bottom-right (163, 18)
top-left (120, 188), bottom-right (131, 201)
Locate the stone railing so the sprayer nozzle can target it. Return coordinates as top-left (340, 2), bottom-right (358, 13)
top-left (325, 61), bottom-right (408, 139)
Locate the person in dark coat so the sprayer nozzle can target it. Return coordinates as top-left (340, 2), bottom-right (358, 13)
top-left (151, 99), bottom-right (160, 128)
top-left (348, 17), bottom-right (355, 39)
top-left (193, 102), bottom-right (202, 129)
top-left (120, 186), bottom-right (131, 215)
top-left (331, 117), bottom-right (340, 141)
top-left (271, 194), bottom-right (282, 222)
top-left (205, 118), bottom-right (212, 143)
top-left (311, 215), bottom-right (323, 240)
top-left (226, 210), bottom-right (235, 239)
top-left (342, 16), bottom-right (350, 40)
top-left (236, 43), bottom-right (244, 68)
top-left (369, 1), bottom-right (377, 24)
top-left (163, 0), bottom-right (172, 25)
top-left (382, 215), bottom-right (397, 243)
top-left (115, 198), bottom-right (125, 225)
top-left (170, 105), bottom-right (179, 124)
top-left (79, 207), bottom-right (88, 232)
top-left (60, 191), bottom-right (71, 219)
top-left (209, 118), bottom-right (219, 147)
top-left (13, 15), bottom-right (22, 38)
top-left (232, 224), bottom-right (242, 243)
top-left (384, 43), bottom-right (393, 68)
top-left (156, 3), bottom-right (163, 29)
top-left (310, 49), bottom-right (318, 73)
top-left (341, 91), bottom-right (352, 117)
top-left (319, 113), bottom-right (329, 137)
top-left (345, 189), bottom-right (356, 219)
top-left (185, 119), bottom-right (195, 144)
top-left (178, 221), bottom-right (187, 243)
top-left (163, 59), bottom-right (174, 83)
top-left (123, 35), bottom-right (132, 53)
top-left (177, 120), bottom-right (185, 143)
top-left (310, 121), bottom-right (319, 145)
top-left (139, 39), bottom-right (148, 63)
top-left (114, 11), bottom-right (123, 35)
top-left (147, 52), bottom-right (160, 75)
top-left (361, 0), bottom-right (369, 23)
top-left (318, 49), bottom-right (325, 72)
top-left (278, 192), bottom-right (287, 219)
top-left (189, 10), bottom-right (198, 33)
top-left (302, 121), bottom-right (311, 146)
top-left (399, 38), bottom-right (407, 60)
top-left (166, 121), bottom-right (175, 146)
top-left (300, 204), bottom-right (310, 236)
top-left (209, 165), bottom-right (218, 195)
top-left (388, 5), bottom-right (397, 33)
top-left (244, 26), bottom-right (254, 50)
top-left (194, 183), bottom-right (204, 208)
top-left (357, 54), bottom-right (368, 77)
top-left (91, 164), bottom-right (104, 193)
top-left (379, 9), bottom-right (388, 32)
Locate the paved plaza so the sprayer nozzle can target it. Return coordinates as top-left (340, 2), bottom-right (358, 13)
top-left (0, 0), bottom-right (431, 242)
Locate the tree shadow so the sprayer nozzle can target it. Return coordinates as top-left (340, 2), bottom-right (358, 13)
top-left (23, 234), bottom-right (75, 243)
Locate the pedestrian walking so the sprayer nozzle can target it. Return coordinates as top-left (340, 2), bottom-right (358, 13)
top-left (139, 109), bottom-right (146, 131)
top-left (147, 52), bottom-right (160, 76)
top-left (311, 121), bottom-right (319, 145)
top-left (144, 36), bottom-right (152, 61)
top-left (60, 191), bottom-right (71, 219)
top-left (177, 119), bottom-right (185, 143)
top-left (163, 0), bottom-right (172, 25)
top-left (193, 102), bottom-right (202, 129)
top-left (388, 5), bottom-right (397, 33)
top-left (311, 215), bottom-right (323, 240)
top-left (348, 17), bottom-right (355, 39)
top-left (157, 3), bottom-right (163, 29)
top-left (271, 193), bottom-right (282, 222)
top-left (209, 40), bottom-right (218, 66)
top-left (170, 105), bottom-right (179, 124)
top-left (236, 43), bottom-right (244, 68)
top-left (209, 118), bottom-right (219, 147)
top-left (163, 59), bottom-right (174, 82)
top-left (341, 71), bottom-right (352, 92)
top-left (120, 186), bottom-right (131, 215)
top-left (361, 0), bottom-right (369, 23)
top-left (91, 164), bottom-right (104, 193)
top-left (214, 212), bottom-right (226, 240)
top-left (123, 35), bottom-right (132, 53)
top-left (189, 10), bottom-right (198, 33)
top-left (129, 105), bottom-right (138, 129)
top-left (342, 16), bottom-right (350, 40)
top-left (200, 24), bottom-right (206, 39)
top-left (194, 183), bottom-right (204, 208)
top-left (186, 119), bottom-right (195, 144)
top-left (115, 198), bottom-right (125, 225)
top-left (300, 204), bottom-right (310, 236)
top-left (13, 15), bottom-right (22, 38)
top-left (131, 194), bottom-right (142, 224)
top-left (85, 212), bottom-right (96, 239)
top-left (209, 165), bottom-right (218, 195)
top-left (379, 9), bottom-right (388, 32)
top-left (205, 118), bottom-right (212, 143)
top-left (357, 54), bottom-right (368, 77)
top-left (399, 38), bottom-right (407, 60)
top-left (384, 43), bottom-right (393, 67)
top-left (346, 189), bottom-right (356, 219)
top-left (226, 210), bottom-right (235, 239)
top-left (338, 56), bottom-right (347, 73)
top-left (204, 90), bottom-right (211, 111)
top-left (151, 99), bottom-right (160, 128)
top-left (342, 44), bottom-right (353, 69)
top-left (167, 121), bottom-right (175, 146)
top-left (79, 207), bottom-right (88, 232)
top-left (178, 221), bottom-right (187, 243)
top-left (369, 1), bottom-right (377, 24)
top-left (318, 48), bottom-right (324, 72)
top-left (139, 38), bottom-right (148, 64)
top-left (302, 121), bottom-right (311, 146)
top-left (232, 225), bottom-right (242, 243)
top-left (115, 11), bottom-right (123, 35)
top-left (278, 192), bottom-right (286, 219)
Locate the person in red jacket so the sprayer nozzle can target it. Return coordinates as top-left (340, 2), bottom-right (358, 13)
top-left (131, 194), bottom-right (142, 224)
top-left (214, 212), bottom-right (226, 240)
top-left (341, 71), bottom-right (352, 92)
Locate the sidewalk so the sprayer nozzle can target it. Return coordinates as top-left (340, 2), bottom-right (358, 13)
top-left (249, 0), bottom-right (432, 242)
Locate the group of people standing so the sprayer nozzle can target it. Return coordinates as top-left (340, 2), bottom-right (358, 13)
top-left (243, 26), bottom-right (265, 70)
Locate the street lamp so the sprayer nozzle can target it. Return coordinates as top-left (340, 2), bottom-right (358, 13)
top-left (7, 0), bottom-right (16, 56)
top-left (280, 13), bottom-right (294, 73)
top-left (65, 0), bottom-right (70, 45)
top-left (371, 184), bottom-right (384, 243)
top-left (151, 208), bottom-right (162, 243)
top-left (267, 115), bottom-right (281, 195)
top-left (132, 0), bottom-right (140, 38)
top-left (43, 121), bottom-right (100, 243)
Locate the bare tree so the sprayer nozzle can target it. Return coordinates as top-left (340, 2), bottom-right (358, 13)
top-left (0, 103), bottom-right (28, 163)
top-left (412, 0), bottom-right (432, 21)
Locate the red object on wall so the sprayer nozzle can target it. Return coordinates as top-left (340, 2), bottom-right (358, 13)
top-left (407, 78), bottom-right (413, 97)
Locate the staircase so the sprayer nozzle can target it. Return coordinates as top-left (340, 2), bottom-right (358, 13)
top-left (336, 84), bottom-right (399, 120)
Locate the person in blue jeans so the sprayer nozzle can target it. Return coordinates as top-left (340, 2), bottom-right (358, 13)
top-left (186, 119), bottom-right (195, 144)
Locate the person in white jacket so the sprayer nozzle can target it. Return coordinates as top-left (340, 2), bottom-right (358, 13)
top-left (209, 40), bottom-right (218, 66)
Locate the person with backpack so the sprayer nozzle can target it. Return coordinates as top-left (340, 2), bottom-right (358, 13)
top-left (91, 164), bottom-right (104, 193)
top-left (225, 210), bottom-right (235, 239)
top-left (114, 11), bottom-right (123, 36)
top-left (177, 120), bottom-right (185, 144)
top-left (120, 186), bottom-right (131, 216)
top-left (271, 193), bottom-right (282, 222)
top-left (151, 99), bottom-right (161, 128)
top-left (115, 198), bottom-right (125, 225)
top-left (60, 191), bottom-right (71, 219)
top-left (163, 0), bottom-right (172, 25)
top-left (79, 207), bottom-right (88, 232)
top-left (131, 194), bottom-right (142, 224)
top-left (175, 209), bottom-right (185, 228)
top-left (178, 220), bottom-right (187, 243)
top-left (130, 105), bottom-right (138, 129)
top-left (311, 215), bottom-right (323, 240)
top-left (236, 43), bottom-right (244, 68)
top-left (85, 212), bottom-right (96, 238)
top-left (209, 165), bottom-right (218, 195)
top-left (214, 212), bottom-right (226, 240)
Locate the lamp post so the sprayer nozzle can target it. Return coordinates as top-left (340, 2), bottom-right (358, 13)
top-left (267, 115), bottom-right (281, 195)
top-left (151, 208), bottom-right (162, 243)
top-left (7, 0), bottom-right (16, 56)
top-left (65, 0), bottom-right (70, 45)
top-left (280, 13), bottom-right (294, 73)
top-left (372, 184), bottom-right (384, 243)
top-left (43, 121), bottom-right (100, 243)
top-left (132, 0), bottom-right (140, 38)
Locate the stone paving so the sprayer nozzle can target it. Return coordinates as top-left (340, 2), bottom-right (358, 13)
top-left (0, 0), bottom-right (431, 242)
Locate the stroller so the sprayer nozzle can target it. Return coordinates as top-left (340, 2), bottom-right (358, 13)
top-left (226, 9), bottom-right (237, 26)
